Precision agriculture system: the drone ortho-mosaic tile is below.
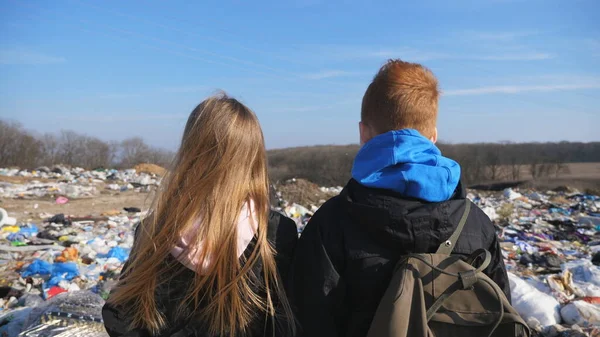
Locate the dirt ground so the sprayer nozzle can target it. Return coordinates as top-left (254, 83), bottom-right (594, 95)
top-left (1, 189), bottom-right (155, 221)
top-left (496, 162), bottom-right (600, 181)
top-left (483, 162), bottom-right (600, 194)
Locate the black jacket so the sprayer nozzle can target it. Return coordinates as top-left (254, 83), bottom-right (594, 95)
top-left (102, 211), bottom-right (298, 337)
top-left (289, 179), bottom-right (509, 337)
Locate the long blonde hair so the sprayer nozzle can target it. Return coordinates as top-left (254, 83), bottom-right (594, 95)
top-left (109, 93), bottom-right (293, 336)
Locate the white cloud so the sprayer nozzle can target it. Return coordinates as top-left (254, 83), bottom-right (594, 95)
top-left (444, 83), bottom-right (600, 96)
top-left (0, 50), bottom-right (66, 65)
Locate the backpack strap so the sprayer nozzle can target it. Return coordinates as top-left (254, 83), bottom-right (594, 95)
top-left (422, 249), bottom-right (495, 325)
top-left (435, 200), bottom-right (471, 255)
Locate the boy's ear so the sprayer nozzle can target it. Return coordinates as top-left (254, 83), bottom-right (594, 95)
top-left (359, 121), bottom-right (372, 146)
top-left (430, 127), bottom-right (438, 144)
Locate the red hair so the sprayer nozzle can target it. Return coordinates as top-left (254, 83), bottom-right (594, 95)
top-left (361, 59), bottom-right (439, 139)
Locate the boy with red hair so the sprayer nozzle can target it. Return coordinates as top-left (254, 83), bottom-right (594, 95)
top-left (290, 60), bottom-right (509, 337)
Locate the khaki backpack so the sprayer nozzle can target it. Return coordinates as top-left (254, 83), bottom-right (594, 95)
top-left (366, 201), bottom-right (530, 337)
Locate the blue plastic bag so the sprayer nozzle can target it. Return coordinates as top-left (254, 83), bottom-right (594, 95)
top-left (549, 207), bottom-right (571, 216)
top-left (18, 224), bottom-right (38, 237)
top-left (51, 262), bottom-right (80, 281)
top-left (7, 233), bottom-right (26, 242)
top-left (100, 247), bottom-right (129, 262)
top-left (45, 275), bottom-right (65, 288)
top-left (37, 262), bottom-right (81, 290)
top-left (21, 259), bottom-right (52, 277)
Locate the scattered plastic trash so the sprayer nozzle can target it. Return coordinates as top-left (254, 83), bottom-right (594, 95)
top-left (0, 166), bottom-right (162, 200)
top-left (0, 208), bottom-right (17, 226)
top-left (563, 260), bottom-right (600, 287)
top-left (3, 166), bottom-right (600, 335)
top-left (45, 286), bottom-right (68, 300)
top-left (504, 188), bottom-right (524, 200)
top-left (54, 247), bottom-right (79, 263)
top-left (55, 196), bottom-right (69, 204)
top-left (561, 301), bottom-right (600, 327)
top-left (21, 259), bottom-right (53, 278)
top-left (19, 291), bottom-right (108, 337)
top-left (0, 307), bottom-right (32, 337)
top-left (99, 247), bottom-right (129, 262)
top-left (284, 203), bottom-right (313, 233)
top-left (1, 226), bottom-right (20, 233)
top-left (509, 272), bottom-right (562, 328)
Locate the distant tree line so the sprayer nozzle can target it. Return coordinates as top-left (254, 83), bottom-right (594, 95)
top-left (267, 141), bottom-right (600, 186)
top-left (0, 120), bottom-right (175, 169)
top-left (436, 142), bottom-right (599, 186)
top-left (2, 119), bottom-right (599, 186)
top-left (268, 145), bottom-right (358, 187)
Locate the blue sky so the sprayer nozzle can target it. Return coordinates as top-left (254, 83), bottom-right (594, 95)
top-left (0, 0), bottom-right (598, 150)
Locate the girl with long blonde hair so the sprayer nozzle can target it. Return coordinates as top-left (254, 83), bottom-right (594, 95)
top-left (103, 94), bottom-right (297, 337)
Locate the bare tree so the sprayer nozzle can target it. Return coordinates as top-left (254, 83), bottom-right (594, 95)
top-left (484, 144), bottom-right (503, 181)
top-left (82, 137), bottom-right (112, 168)
top-left (40, 133), bottom-right (60, 166)
top-left (147, 148), bottom-right (175, 168)
top-left (0, 120), bottom-right (23, 166)
top-left (555, 162), bottom-right (570, 178)
top-left (0, 120), bottom-right (43, 168)
top-left (57, 130), bottom-right (86, 166)
top-left (119, 137), bottom-right (151, 168)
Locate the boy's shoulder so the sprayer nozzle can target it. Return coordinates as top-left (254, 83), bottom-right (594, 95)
top-left (459, 199), bottom-right (497, 244)
top-left (309, 194), bottom-right (345, 226)
top-left (300, 194), bottom-right (347, 243)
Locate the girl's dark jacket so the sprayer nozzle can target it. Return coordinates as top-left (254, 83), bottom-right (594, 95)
top-left (102, 211), bottom-right (298, 337)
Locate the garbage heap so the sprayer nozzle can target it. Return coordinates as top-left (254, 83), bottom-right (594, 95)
top-left (471, 188), bottom-right (600, 337)
top-left (0, 208), bottom-right (140, 336)
top-left (2, 166), bottom-right (600, 336)
top-left (273, 178), bottom-right (343, 234)
top-left (0, 165), bottom-right (162, 336)
top-left (0, 165), bottom-right (162, 200)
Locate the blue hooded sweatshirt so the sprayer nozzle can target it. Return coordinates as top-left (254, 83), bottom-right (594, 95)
top-left (351, 129), bottom-right (461, 202)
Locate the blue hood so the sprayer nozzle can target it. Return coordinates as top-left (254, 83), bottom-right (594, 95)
top-left (351, 129), bottom-right (461, 202)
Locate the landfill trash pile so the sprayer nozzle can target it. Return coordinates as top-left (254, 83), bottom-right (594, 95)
top-left (0, 169), bottom-right (340, 336)
top-left (273, 178), bottom-right (342, 234)
top-left (275, 178), bottom-right (341, 207)
top-left (0, 166), bottom-right (162, 200)
top-left (469, 187), bottom-right (600, 337)
top-left (0, 166), bottom-right (161, 336)
top-left (0, 206), bottom-right (140, 337)
top-left (2, 164), bottom-right (600, 336)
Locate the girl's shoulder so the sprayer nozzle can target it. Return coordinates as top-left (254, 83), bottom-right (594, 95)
top-left (267, 210), bottom-right (298, 247)
top-left (266, 210), bottom-right (297, 283)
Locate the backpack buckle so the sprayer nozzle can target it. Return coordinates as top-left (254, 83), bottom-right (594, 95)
top-left (458, 270), bottom-right (478, 290)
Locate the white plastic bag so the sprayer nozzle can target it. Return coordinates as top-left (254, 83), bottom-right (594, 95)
top-left (481, 206), bottom-right (498, 221)
top-left (575, 282), bottom-right (600, 297)
top-left (509, 272), bottom-right (561, 327)
top-left (561, 301), bottom-right (600, 326)
top-left (563, 260), bottom-right (600, 287)
top-left (504, 188), bottom-right (523, 200)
